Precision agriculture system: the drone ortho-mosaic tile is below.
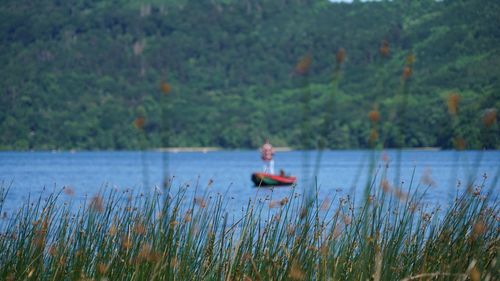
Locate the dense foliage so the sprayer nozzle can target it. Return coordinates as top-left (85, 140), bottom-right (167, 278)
top-left (1, 0), bottom-right (499, 150)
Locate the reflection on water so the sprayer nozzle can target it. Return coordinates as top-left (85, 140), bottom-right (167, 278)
top-left (0, 150), bottom-right (498, 212)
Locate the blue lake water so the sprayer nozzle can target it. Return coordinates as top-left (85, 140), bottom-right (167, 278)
top-left (0, 150), bottom-right (498, 213)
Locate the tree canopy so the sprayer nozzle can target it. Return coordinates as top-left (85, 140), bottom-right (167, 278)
top-left (1, 0), bottom-right (498, 150)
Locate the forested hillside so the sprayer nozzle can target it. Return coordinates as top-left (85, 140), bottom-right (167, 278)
top-left (1, 0), bottom-right (499, 150)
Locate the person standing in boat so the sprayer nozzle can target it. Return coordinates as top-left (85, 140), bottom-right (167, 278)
top-left (261, 138), bottom-right (275, 174)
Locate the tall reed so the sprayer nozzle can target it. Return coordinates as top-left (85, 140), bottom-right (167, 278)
top-left (0, 168), bottom-right (498, 280)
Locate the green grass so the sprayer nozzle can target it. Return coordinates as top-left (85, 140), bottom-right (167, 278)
top-left (0, 168), bottom-right (498, 281)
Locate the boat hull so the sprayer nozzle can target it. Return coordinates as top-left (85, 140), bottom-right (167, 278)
top-left (251, 173), bottom-right (296, 186)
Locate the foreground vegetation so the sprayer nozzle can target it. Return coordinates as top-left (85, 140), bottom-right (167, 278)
top-left (0, 169), bottom-right (498, 280)
top-left (1, 0), bottom-right (499, 150)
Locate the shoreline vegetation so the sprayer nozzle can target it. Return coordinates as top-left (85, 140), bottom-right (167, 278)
top-left (1, 0), bottom-right (498, 151)
top-left (158, 147), bottom-right (292, 153)
top-left (3, 147), bottom-right (472, 153)
top-left (159, 147), bottom-right (294, 153)
top-left (0, 169), bottom-right (498, 280)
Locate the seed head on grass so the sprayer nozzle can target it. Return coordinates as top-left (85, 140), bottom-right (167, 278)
top-left (134, 116), bottom-right (146, 130)
top-left (273, 213), bottom-right (281, 222)
top-left (320, 197), bottom-right (331, 211)
top-left (381, 153), bottom-right (389, 164)
top-left (331, 223), bottom-right (342, 240)
top-left (156, 211), bottom-right (163, 220)
top-left (137, 243), bottom-right (157, 263)
top-left (381, 180), bottom-right (391, 193)
top-left (48, 244), bottom-right (57, 256)
top-left (288, 260), bottom-right (305, 281)
top-left (194, 197), bottom-right (207, 208)
top-left (394, 188), bottom-right (408, 201)
top-left (133, 40), bottom-right (145, 56)
top-left (369, 129), bottom-right (379, 145)
top-left (295, 53), bottom-right (312, 75)
top-left (183, 210), bottom-right (192, 223)
top-left (89, 195), bottom-right (104, 213)
top-left (409, 203), bottom-right (418, 213)
top-left (472, 221), bottom-right (486, 238)
top-left (343, 215), bottom-right (352, 225)
top-left (420, 168), bottom-right (435, 187)
top-left (336, 48), bottom-right (346, 65)
top-left (97, 263), bottom-right (108, 275)
top-left (470, 265), bottom-right (481, 281)
top-left (421, 213), bottom-right (432, 222)
top-left (58, 256), bottom-right (66, 267)
top-left (368, 109), bottom-right (381, 123)
top-left (63, 186), bottom-right (75, 196)
top-left (402, 66), bottom-right (412, 80)
top-left (379, 40), bottom-right (390, 57)
top-left (447, 93), bottom-right (460, 115)
top-left (108, 224), bottom-right (117, 236)
top-left (406, 53), bottom-right (416, 65)
top-left (299, 208), bottom-right (308, 219)
top-left (27, 268), bottom-right (35, 278)
top-left (169, 220), bottom-right (178, 228)
top-left (133, 222), bottom-right (146, 235)
top-left (160, 81), bottom-right (171, 95)
top-left (33, 235), bottom-right (46, 248)
top-left (170, 257), bottom-right (178, 269)
top-left (482, 108), bottom-right (497, 128)
top-left (280, 197), bottom-right (289, 206)
top-left (453, 137), bottom-right (466, 150)
top-left (269, 197), bottom-right (288, 208)
top-left (121, 235), bottom-right (132, 250)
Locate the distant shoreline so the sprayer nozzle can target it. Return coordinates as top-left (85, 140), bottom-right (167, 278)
top-left (155, 146), bottom-right (294, 153)
top-left (156, 147), bottom-right (221, 153)
top-left (155, 146), bottom-right (442, 151)
top-left (12, 147), bottom-right (500, 153)
top-left (153, 146), bottom-right (442, 153)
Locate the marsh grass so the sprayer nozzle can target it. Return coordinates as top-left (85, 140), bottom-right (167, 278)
top-left (0, 166), bottom-right (498, 280)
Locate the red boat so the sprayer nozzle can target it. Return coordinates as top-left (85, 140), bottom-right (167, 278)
top-left (251, 172), bottom-right (296, 186)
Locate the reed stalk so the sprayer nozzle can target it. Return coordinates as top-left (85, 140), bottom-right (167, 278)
top-left (0, 167), bottom-right (498, 280)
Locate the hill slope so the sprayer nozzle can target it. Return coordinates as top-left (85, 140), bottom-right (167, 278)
top-left (1, 0), bottom-right (498, 150)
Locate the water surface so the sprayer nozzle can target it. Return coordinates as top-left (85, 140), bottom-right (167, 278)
top-left (0, 150), bottom-right (498, 213)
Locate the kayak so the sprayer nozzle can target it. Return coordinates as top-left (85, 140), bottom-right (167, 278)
top-left (251, 172), bottom-right (296, 186)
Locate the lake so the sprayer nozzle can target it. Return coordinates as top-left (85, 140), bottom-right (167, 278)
top-left (0, 150), bottom-right (498, 213)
